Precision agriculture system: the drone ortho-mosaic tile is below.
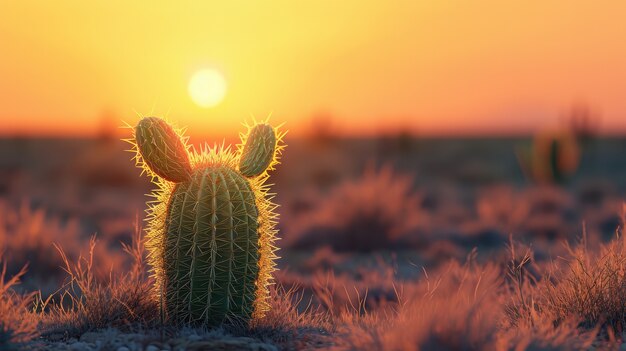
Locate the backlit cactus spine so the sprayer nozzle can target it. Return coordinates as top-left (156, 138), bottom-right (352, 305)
top-left (127, 116), bottom-right (286, 326)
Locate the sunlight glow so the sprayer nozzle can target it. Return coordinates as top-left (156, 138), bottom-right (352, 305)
top-left (188, 69), bottom-right (227, 108)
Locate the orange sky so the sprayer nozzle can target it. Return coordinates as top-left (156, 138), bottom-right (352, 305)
top-left (1, 2), bottom-right (626, 138)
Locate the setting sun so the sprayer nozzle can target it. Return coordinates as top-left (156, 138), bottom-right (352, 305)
top-left (2, 3), bottom-right (626, 137)
top-left (188, 69), bottom-right (227, 108)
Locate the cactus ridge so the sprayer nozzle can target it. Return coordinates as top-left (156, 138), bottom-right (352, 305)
top-left (163, 166), bottom-right (259, 324)
top-left (126, 116), bottom-right (285, 326)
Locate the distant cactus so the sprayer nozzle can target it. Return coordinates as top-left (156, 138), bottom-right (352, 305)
top-left (127, 117), bottom-right (286, 326)
top-left (566, 103), bottom-right (600, 143)
top-left (517, 129), bottom-right (580, 184)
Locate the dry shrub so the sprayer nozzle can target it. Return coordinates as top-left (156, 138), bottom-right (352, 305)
top-left (244, 285), bottom-right (333, 350)
top-left (1, 194), bottom-right (624, 349)
top-left (335, 259), bottom-right (503, 351)
top-left (476, 185), bottom-right (580, 241)
top-left (328, 234), bottom-right (620, 351)
top-left (288, 166), bottom-right (422, 252)
top-left (500, 239), bottom-right (598, 350)
top-left (38, 228), bottom-right (332, 348)
top-left (0, 200), bottom-right (80, 283)
top-left (0, 256), bottom-right (38, 350)
top-left (42, 225), bottom-right (158, 338)
top-left (498, 315), bottom-right (597, 351)
top-left (501, 218), bottom-right (626, 347)
top-left (477, 186), bottom-right (529, 231)
top-left (0, 200), bottom-right (129, 295)
top-left (542, 232), bottom-right (626, 333)
top-left (312, 262), bottom-right (398, 315)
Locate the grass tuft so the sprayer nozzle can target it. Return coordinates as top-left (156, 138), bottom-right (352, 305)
top-left (288, 165), bottom-right (422, 252)
top-left (542, 232), bottom-right (626, 333)
top-left (336, 260), bottom-right (503, 351)
top-left (0, 255), bottom-right (38, 350)
top-left (41, 225), bottom-right (158, 339)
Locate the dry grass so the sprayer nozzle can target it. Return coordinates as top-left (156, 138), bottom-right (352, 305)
top-left (41, 226), bottom-right (159, 339)
top-left (0, 199), bottom-right (130, 296)
top-left (0, 255), bottom-right (38, 350)
top-left (0, 200), bottom-right (81, 285)
top-left (500, 208), bottom-right (626, 343)
top-left (287, 165), bottom-right (423, 251)
top-left (2, 199), bottom-right (626, 349)
top-left (542, 231), bottom-right (626, 333)
top-left (36, 222), bottom-right (331, 349)
top-left (243, 285), bottom-right (334, 349)
top-left (333, 259), bottom-right (503, 351)
top-left (329, 249), bottom-right (603, 351)
top-left (28, 230), bottom-right (622, 350)
top-left (499, 239), bottom-right (599, 351)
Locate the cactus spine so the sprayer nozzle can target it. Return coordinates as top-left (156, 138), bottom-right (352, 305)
top-left (134, 117), bottom-right (192, 182)
top-left (127, 117), bottom-right (286, 326)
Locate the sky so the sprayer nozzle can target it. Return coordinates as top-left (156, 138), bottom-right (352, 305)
top-left (1, 1), bottom-right (625, 138)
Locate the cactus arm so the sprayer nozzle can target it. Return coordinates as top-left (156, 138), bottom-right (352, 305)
top-left (238, 124), bottom-right (277, 177)
top-left (134, 117), bottom-right (192, 182)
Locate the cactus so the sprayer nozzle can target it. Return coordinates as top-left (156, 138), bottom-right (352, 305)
top-left (127, 116), bottom-right (286, 326)
top-left (517, 129), bottom-right (580, 184)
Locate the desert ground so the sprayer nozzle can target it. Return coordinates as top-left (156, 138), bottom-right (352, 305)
top-left (2, 134), bottom-right (626, 350)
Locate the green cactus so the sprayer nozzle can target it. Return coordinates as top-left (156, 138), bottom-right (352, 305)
top-left (128, 116), bottom-right (286, 326)
top-left (516, 129), bottom-right (580, 184)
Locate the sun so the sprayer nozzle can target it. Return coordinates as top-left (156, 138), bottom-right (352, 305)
top-left (188, 69), bottom-right (227, 108)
